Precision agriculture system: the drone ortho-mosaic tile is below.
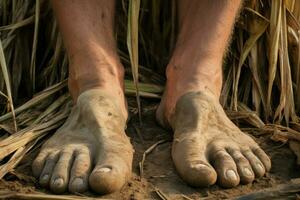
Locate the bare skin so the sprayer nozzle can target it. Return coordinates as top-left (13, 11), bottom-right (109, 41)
top-left (32, 0), bottom-right (133, 194)
top-left (32, 0), bottom-right (272, 195)
top-left (33, 90), bottom-right (133, 194)
top-left (156, 0), bottom-right (271, 187)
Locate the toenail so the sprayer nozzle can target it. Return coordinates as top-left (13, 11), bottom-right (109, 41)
top-left (244, 168), bottom-right (252, 176)
top-left (194, 164), bottom-right (209, 169)
top-left (72, 177), bottom-right (83, 186)
top-left (98, 167), bottom-right (111, 173)
top-left (41, 174), bottom-right (49, 181)
top-left (226, 170), bottom-right (238, 181)
top-left (257, 163), bottom-right (264, 171)
top-left (53, 178), bottom-right (64, 186)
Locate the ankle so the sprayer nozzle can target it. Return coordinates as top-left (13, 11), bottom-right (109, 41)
top-left (165, 61), bottom-right (223, 98)
top-left (68, 61), bottom-right (125, 101)
top-left (68, 72), bottom-right (128, 119)
top-left (158, 59), bottom-right (223, 122)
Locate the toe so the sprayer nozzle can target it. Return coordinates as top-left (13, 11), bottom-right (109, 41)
top-left (177, 161), bottom-right (217, 187)
top-left (172, 137), bottom-right (217, 187)
top-left (243, 149), bottom-right (265, 178)
top-left (252, 147), bottom-right (271, 172)
top-left (89, 165), bottom-right (125, 194)
top-left (227, 148), bottom-right (254, 184)
top-left (69, 149), bottom-right (92, 193)
top-left (32, 151), bottom-right (48, 178)
top-left (50, 149), bottom-right (74, 194)
top-left (212, 150), bottom-right (240, 188)
top-left (89, 157), bottom-right (130, 194)
top-left (39, 152), bottom-right (59, 187)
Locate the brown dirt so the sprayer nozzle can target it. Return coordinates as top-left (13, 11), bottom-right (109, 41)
top-left (0, 98), bottom-right (300, 200)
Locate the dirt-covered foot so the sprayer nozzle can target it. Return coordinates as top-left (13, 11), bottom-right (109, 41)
top-left (157, 90), bottom-right (271, 188)
top-left (32, 89), bottom-right (133, 194)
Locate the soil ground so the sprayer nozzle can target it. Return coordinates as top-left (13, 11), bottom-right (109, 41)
top-left (0, 98), bottom-right (300, 199)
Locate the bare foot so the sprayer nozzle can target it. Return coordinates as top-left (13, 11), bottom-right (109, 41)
top-left (32, 89), bottom-right (133, 194)
top-left (157, 90), bottom-right (271, 188)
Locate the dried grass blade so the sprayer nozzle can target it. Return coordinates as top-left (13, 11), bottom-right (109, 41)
top-left (277, 1), bottom-right (297, 123)
top-left (0, 112), bottom-right (68, 161)
top-left (0, 15), bottom-right (35, 31)
top-left (30, 0), bottom-right (40, 93)
top-left (127, 0), bottom-right (142, 123)
top-left (0, 141), bottom-right (35, 179)
top-left (0, 80), bottom-right (67, 122)
top-left (233, 10), bottom-right (268, 110)
top-left (267, 0), bottom-right (281, 116)
top-left (0, 191), bottom-right (107, 200)
top-left (139, 140), bottom-right (168, 178)
top-left (0, 146), bottom-right (26, 179)
top-left (154, 187), bottom-right (169, 200)
top-left (0, 38), bottom-right (17, 132)
top-left (33, 93), bottom-right (70, 124)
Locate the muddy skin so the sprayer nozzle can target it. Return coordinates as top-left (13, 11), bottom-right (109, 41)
top-left (156, 90), bottom-right (271, 188)
top-left (32, 89), bottom-right (133, 194)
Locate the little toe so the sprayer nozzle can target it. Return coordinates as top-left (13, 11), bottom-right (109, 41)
top-left (39, 152), bottom-right (59, 187)
top-left (69, 149), bottom-right (92, 193)
top-left (32, 151), bottom-right (48, 178)
top-left (243, 149), bottom-right (265, 178)
top-left (227, 148), bottom-right (254, 184)
top-left (89, 159), bottom-right (130, 194)
top-left (252, 147), bottom-right (271, 172)
top-left (50, 149), bottom-right (74, 194)
top-left (212, 150), bottom-right (240, 188)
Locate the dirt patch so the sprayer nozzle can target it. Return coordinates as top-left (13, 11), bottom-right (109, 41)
top-left (1, 99), bottom-right (300, 199)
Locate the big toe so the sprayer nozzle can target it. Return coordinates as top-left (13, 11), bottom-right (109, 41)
top-left (172, 135), bottom-right (217, 187)
top-left (89, 163), bottom-right (129, 194)
top-left (179, 161), bottom-right (217, 187)
top-left (89, 147), bottom-right (132, 195)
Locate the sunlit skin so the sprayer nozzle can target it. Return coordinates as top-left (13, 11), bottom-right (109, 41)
top-left (32, 0), bottom-right (271, 194)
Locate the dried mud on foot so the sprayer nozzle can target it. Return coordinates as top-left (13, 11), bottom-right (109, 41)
top-left (0, 99), bottom-right (300, 200)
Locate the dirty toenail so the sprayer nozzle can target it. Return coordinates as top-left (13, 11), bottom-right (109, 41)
top-left (257, 163), bottom-right (264, 171)
top-left (194, 164), bottom-right (208, 169)
top-left (53, 178), bottom-right (64, 186)
top-left (244, 168), bottom-right (252, 176)
top-left (72, 177), bottom-right (83, 186)
top-left (98, 167), bottom-right (111, 173)
top-left (41, 174), bottom-right (49, 181)
top-left (226, 170), bottom-right (238, 181)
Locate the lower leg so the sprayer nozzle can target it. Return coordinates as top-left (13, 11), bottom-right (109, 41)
top-left (52, 0), bottom-right (127, 117)
top-left (32, 0), bottom-right (133, 194)
top-left (158, 0), bottom-right (271, 188)
top-left (158, 0), bottom-right (240, 123)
